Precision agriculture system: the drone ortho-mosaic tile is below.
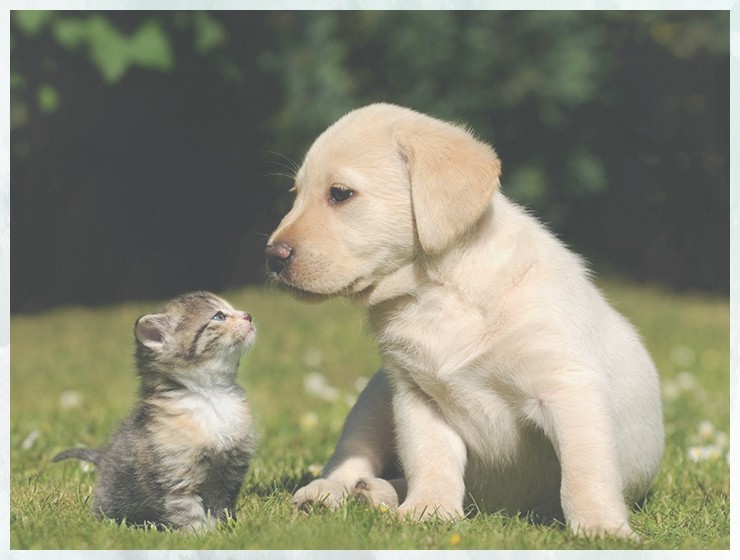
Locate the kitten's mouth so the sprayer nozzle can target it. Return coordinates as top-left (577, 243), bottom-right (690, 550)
top-left (242, 325), bottom-right (256, 344)
top-left (230, 321), bottom-right (256, 352)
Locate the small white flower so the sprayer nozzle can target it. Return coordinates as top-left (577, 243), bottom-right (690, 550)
top-left (308, 463), bottom-right (323, 477)
top-left (697, 420), bottom-right (716, 441)
top-left (59, 390), bottom-right (83, 409)
top-left (688, 446), bottom-right (705, 462)
top-left (670, 345), bottom-right (696, 368)
top-left (688, 445), bottom-right (723, 462)
top-left (302, 347), bottom-right (324, 369)
top-left (21, 429), bottom-right (40, 450)
top-left (662, 380), bottom-right (681, 402)
top-left (676, 371), bottom-right (697, 391)
top-left (715, 431), bottom-right (729, 449)
top-left (705, 445), bottom-right (723, 461)
top-left (80, 461), bottom-right (95, 473)
top-left (354, 376), bottom-right (369, 393)
top-left (303, 372), bottom-right (340, 402)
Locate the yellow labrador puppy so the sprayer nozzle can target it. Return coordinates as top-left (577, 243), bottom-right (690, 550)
top-left (266, 103), bottom-right (663, 539)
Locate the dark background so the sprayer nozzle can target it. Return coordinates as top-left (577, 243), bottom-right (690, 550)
top-left (10, 11), bottom-right (729, 312)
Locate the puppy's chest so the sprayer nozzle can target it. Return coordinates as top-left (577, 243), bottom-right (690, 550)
top-left (374, 287), bottom-right (494, 380)
top-left (374, 290), bottom-right (525, 460)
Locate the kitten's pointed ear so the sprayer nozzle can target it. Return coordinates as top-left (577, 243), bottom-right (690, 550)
top-left (134, 313), bottom-right (169, 350)
top-left (394, 116), bottom-right (501, 255)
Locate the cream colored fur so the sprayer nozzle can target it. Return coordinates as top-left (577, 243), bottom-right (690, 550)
top-left (267, 103), bottom-right (664, 539)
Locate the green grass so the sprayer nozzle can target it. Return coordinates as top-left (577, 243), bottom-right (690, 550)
top-left (10, 280), bottom-right (730, 549)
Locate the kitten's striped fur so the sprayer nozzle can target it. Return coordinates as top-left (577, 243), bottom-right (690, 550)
top-left (53, 291), bottom-right (257, 531)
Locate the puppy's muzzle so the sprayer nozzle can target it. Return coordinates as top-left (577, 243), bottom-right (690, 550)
top-left (265, 242), bottom-right (294, 275)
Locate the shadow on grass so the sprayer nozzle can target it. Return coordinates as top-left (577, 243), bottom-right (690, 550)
top-left (245, 472), bottom-right (317, 499)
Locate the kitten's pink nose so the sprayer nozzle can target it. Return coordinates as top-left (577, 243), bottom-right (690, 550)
top-left (242, 312), bottom-right (252, 322)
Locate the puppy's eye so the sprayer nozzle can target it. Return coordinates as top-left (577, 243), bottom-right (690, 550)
top-left (211, 311), bottom-right (226, 321)
top-left (329, 185), bottom-right (355, 204)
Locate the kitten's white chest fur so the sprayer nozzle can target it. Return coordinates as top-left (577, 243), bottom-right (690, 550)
top-left (154, 381), bottom-right (254, 455)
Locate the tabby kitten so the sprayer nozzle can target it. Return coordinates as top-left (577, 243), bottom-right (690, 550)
top-left (53, 291), bottom-right (257, 532)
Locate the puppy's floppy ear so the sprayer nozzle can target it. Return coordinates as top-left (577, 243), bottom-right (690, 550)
top-left (394, 116), bottom-right (501, 255)
top-left (134, 313), bottom-right (170, 350)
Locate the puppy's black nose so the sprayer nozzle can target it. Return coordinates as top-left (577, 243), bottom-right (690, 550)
top-left (265, 242), bottom-right (294, 275)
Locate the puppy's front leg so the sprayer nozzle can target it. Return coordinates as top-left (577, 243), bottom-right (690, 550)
top-left (293, 369), bottom-right (395, 510)
top-left (393, 381), bottom-right (467, 521)
top-left (538, 369), bottom-right (636, 539)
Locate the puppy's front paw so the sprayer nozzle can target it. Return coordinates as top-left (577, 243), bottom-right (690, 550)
top-left (568, 517), bottom-right (641, 542)
top-left (292, 479), bottom-right (350, 511)
top-left (353, 477), bottom-right (407, 509)
top-left (398, 499), bottom-right (463, 522)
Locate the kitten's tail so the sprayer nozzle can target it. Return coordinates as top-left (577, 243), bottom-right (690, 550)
top-left (52, 448), bottom-right (101, 465)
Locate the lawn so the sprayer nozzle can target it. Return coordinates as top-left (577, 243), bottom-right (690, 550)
top-left (9, 280), bottom-right (730, 550)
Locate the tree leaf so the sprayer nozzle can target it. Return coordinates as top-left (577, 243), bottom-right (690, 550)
top-left (127, 19), bottom-right (174, 72)
top-left (194, 12), bottom-right (227, 55)
top-left (13, 11), bottom-right (55, 37)
top-left (36, 84), bottom-right (60, 114)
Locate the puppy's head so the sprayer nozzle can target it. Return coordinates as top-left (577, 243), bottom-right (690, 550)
top-left (266, 103), bottom-right (501, 302)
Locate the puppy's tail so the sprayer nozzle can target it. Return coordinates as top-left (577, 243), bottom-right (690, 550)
top-left (52, 448), bottom-right (101, 466)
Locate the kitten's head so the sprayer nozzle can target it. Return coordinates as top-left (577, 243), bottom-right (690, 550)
top-left (134, 291), bottom-right (255, 387)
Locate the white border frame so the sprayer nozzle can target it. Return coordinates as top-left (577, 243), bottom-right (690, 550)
top-left (2, 2), bottom-right (736, 558)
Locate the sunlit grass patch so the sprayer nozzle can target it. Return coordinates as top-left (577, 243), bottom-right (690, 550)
top-left (10, 280), bottom-right (729, 549)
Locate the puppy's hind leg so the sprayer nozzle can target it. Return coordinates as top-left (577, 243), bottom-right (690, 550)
top-left (535, 368), bottom-right (637, 540)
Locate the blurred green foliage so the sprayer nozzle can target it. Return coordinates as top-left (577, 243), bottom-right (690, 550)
top-left (192, 12), bottom-right (227, 55)
top-left (13, 11), bottom-right (174, 83)
top-left (54, 16), bottom-right (173, 82)
top-left (12, 10), bottom-right (55, 36)
top-left (9, 10), bottom-right (729, 310)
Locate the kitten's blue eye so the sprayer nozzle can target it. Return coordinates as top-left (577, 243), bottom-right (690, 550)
top-left (211, 311), bottom-right (226, 321)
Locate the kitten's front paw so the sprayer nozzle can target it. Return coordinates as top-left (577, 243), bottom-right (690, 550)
top-left (292, 479), bottom-right (350, 511)
top-left (398, 498), bottom-right (463, 522)
top-left (182, 515), bottom-right (218, 533)
top-left (353, 477), bottom-right (407, 509)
